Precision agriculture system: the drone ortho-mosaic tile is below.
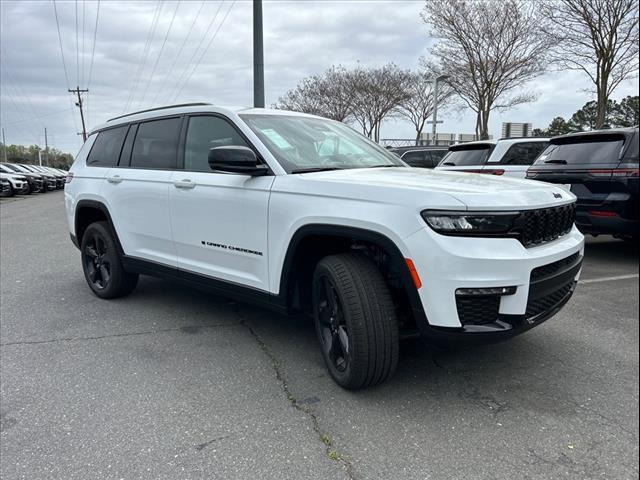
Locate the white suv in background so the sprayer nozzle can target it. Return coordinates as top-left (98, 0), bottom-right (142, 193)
top-left (65, 104), bottom-right (584, 389)
top-left (436, 137), bottom-right (550, 178)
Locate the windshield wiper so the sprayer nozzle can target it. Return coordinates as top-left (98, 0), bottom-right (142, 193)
top-left (368, 164), bottom-right (400, 168)
top-left (441, 162), bottom-right (456, 166)
top-left (291, 167), bottom-right (344, 174)
top-left (544, 159), bottom-right (567, 164)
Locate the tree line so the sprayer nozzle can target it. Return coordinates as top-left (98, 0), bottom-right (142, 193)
top-left (534, 96), bottom-right (639, 136)
top-left (276, 0), bottom-right (639, 141)
top-left (1, 143), bottom-right (74, 169)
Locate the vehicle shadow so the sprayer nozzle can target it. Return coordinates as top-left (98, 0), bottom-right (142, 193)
top-left (131, 276), bottom-right (581, 414)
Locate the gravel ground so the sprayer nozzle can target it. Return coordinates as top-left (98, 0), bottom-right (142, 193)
top-left (1, 191), bottom-right (638, 480)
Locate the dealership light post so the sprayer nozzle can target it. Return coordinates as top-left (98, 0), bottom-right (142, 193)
top-left (430, 75), bottom-right (449, 145)
top-left (253, 0), bottom-right (265, 108)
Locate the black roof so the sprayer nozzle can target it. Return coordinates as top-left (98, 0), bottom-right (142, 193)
top-left (550, 127), bottom-right (638, 144)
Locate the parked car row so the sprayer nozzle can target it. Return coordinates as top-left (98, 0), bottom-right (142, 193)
top-left (0, 162), bottom-right (67, 197)
top-left (392, 128), bottom-right (639, 240)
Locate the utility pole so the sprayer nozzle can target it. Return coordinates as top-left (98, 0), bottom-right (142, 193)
top-left (253, 0), bottom-right (265, 108)
top-left (1, 128), bottom-right (7, 162)
top-left (69, 86), bottom-right (89, 141)
top-left (44, 128), bottom-right (49, 166)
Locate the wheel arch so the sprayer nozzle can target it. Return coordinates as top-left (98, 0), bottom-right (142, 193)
top-left (74, 200), bottom-right (124, 254)
top-left (277, 224), bottom-right (427, 328)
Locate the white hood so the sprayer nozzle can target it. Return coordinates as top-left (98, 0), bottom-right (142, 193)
top-left (284, 167), bottom-right (575, 210)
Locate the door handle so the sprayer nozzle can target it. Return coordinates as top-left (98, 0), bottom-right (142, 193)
top-left (107, 175), bottom-right (123, 184)
top-left (173, 179), bottom-right (196, 189)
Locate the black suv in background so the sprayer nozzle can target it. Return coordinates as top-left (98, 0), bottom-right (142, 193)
top-left (527, 127), bottom-right (639, 240)
top-left (389, 146), bottom-right (449, 168)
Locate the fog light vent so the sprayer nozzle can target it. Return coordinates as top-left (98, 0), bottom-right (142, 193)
top-left (455, 286), bottom-right (516, 296)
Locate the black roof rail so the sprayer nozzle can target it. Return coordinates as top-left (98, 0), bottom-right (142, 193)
top-left (497, 136), bottom-right (550, 141)
top-left (107, 103), bottom-right (212, 122)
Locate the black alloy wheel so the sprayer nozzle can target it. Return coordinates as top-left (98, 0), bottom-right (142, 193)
top-left (83, 233), bottom-right (112, 290)
top-left (316, 274), bottom-right (350, 373)
top-left (80, 221), bottom-right (138, 299)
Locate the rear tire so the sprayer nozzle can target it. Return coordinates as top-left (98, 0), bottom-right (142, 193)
top-left (312, 253), bottom-right (399, 390)
top-left (80, 221), bottom-right (138, 299)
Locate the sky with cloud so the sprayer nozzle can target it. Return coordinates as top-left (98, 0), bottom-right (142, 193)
top-left (1, 0), bottom-right (638, 154)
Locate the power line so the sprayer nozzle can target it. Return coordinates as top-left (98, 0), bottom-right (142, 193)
top-left (122, 0), bottom-right (164, 113)
top-left (53, 0), bottom-right (71, 89)
top-left (165, 0), bottom-right (225, 103)
top-left (0, 108), bottom-right (74, 127)
top-left (75, 0), bottom-right (79, 86)
top-left (86, 0), bottom-right (100, 89)
top-left (151, 0), bottom-right (206, 105)
top-left (172, 1), bottom-right (236, 102)
top-left (81, 0), bottom-right (86, 86)
top-left (137, 0), bottom-right (181, 109)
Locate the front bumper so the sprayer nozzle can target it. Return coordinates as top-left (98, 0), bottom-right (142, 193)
top-left (403, 225), bottom-right (584, 343)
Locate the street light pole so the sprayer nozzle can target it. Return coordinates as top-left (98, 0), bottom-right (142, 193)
top-left (253, 0), bottom-right (265, 108)
top-left (430, 74), bottom-right (449, 146)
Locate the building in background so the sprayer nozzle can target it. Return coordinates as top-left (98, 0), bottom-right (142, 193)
top-left (502, 122), bottom-right (533, 138)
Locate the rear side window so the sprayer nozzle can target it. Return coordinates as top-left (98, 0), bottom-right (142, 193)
top-left (427, 150), bottom-right (447, 167)
top-left (623, 133), bottom-right (639, 163)
top-left (402, 150), bottom-right (428, 168)
top-left (130, 117), bottom-right (182, 170)
top-left (184, 116), bottom-right (249, 172)
top-left (499, 142), bottom-right (549, 165)
top-left (439, 146), bottom-right (494, 167)
top-left (536, 137), bottom-right (625, 166)
top-left (87, 126), bottom-right (128, 167)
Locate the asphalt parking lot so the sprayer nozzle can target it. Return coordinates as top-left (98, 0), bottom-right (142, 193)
top-left (1, 191), bottom-right (638, 480)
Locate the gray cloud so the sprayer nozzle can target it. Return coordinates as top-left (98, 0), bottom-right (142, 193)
top-left (1, 0), bottom-right (637, 153)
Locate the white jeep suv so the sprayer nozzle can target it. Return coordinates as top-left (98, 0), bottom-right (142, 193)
top-left (65, 103), bottom-right (584, 389)
top-left (436, 137), bottom-right (550, 178)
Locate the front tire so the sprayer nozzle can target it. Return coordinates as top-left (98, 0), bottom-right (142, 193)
top-left (312, 253), bottom-right (399, 390)
top-left (80, 221), bottom-right (138, 299)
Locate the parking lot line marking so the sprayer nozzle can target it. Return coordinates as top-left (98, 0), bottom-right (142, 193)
top-left (579, 274), bottom-right (639, 284)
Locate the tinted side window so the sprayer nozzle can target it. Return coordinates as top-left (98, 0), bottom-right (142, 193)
top-left (427, 150), bottom-right (447, 167)
top-left (402, 151), bottom-right (428, 168)
top-left (623, 133), bottom-right (639, 163)
top-left (130, 117), bottom-right (182, 169)
top-left (184, 116), bottom-right (250, 172)
top-left (499, 142), bottom-right (549, 165)
top-left (86, 126), bottom-right (128, 167)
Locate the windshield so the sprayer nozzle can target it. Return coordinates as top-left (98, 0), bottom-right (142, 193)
top-left (439, 146), bottom-right (494, 167)
top-left (3, 164), bottom-right (24, 173)
top-left (239, 114), bottom-right (405, 173)
top-left (534, 138), bottom-right (625, 166)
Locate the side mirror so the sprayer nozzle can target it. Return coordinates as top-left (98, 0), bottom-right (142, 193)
top-left (208, 146), bottom-right (269, 176)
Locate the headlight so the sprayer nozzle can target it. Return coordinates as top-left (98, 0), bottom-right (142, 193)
top-left (421, 210), bottom-right (519, 235)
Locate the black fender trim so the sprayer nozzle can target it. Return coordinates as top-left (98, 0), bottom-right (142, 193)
top-left (74, 199), bottom-right (125, 255)
top-left (277, 224), bottom-right (428, 326)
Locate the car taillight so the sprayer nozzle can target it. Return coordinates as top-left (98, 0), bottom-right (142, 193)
top-left (588, 169), bottom-right (640, 177)
top-left (588, 210), bottom-right (618, 217)
top-left (65, 172), bottom-right (74, 183)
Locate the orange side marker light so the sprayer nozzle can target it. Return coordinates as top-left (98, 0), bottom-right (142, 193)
top-left (405, 258), bottom-right (422, 289)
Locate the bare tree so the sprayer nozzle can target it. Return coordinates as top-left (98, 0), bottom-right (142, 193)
top-left (274, 66), bottom-right (353, 122)
top-left (541, 0), bottom-right (639, 129)
top-left (395, 67), bottom-right (454, 143)
top-left (349, 64), bottom-right (411, 142)
top-left (276, 64), bottom-right (410, 142)
top-left (422, 0), bottom-right (550, 139)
